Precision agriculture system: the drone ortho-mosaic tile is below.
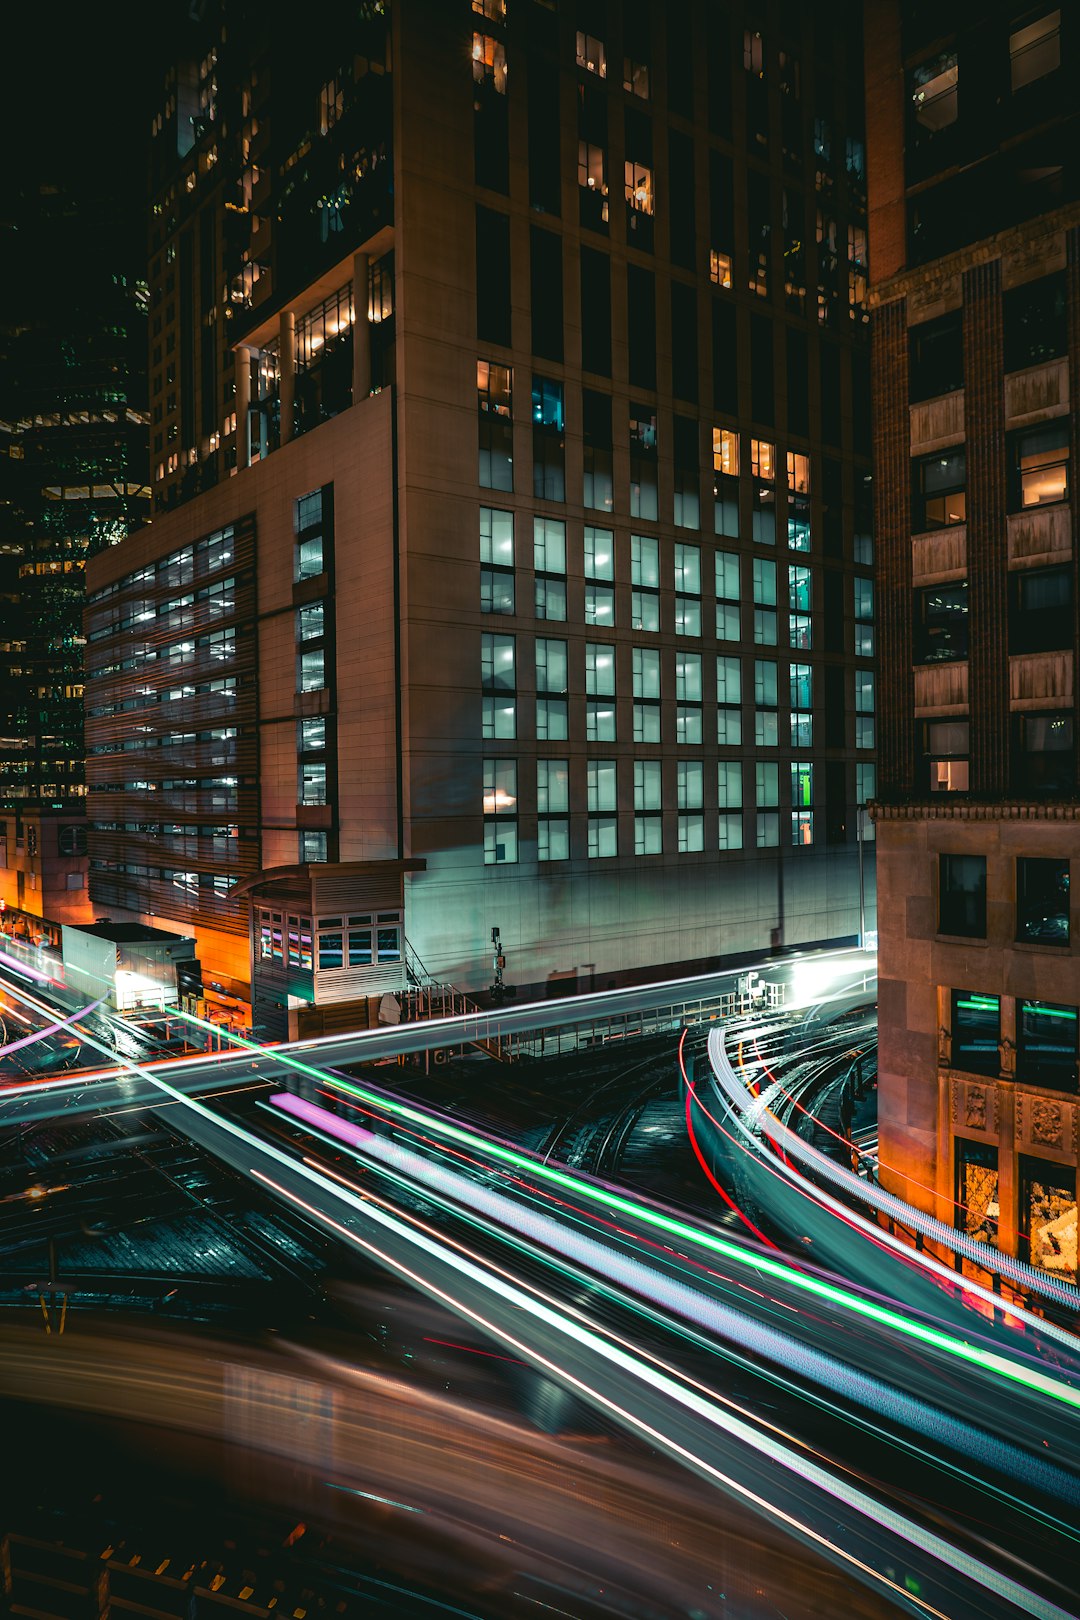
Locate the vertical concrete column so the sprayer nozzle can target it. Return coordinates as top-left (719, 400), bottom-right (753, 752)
top-left (234, 345), bottom-right (252, 469)
top-left (352, 250), bottom-right (371, 401)
top-left (279, 309), bottom-right (296, 444)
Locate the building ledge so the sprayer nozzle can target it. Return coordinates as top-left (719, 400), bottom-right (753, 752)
top-left (871, 799), bottom-right (1080, 822)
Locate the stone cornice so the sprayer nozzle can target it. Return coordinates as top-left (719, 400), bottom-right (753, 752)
top-left (868, 200), bottom-right (1080, 312)
top-left (870, 798), bottom-right (1080, 822)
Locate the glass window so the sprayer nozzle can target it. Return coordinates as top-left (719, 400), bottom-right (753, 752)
top-left (915, 449), bottom-right (966, 530)
top-left (790, 662), bottom-right (812, 710)
top-left (1020, 1154), bottom-right (1077, 1284)
top-left (789, 564), bottom-right (812, 614)
top-left (718, 760), bottom-right (742, 809)
top-left (296, 601), bottom-right (325, 642)
top-left (674, 543), bottom-right (701, 595)
top-left (348, 926), bottom-right (373, 967)
top-left (632, 589), bottom-right (660, 633)
top-left (586, 700), bottom-right (617, 741)
top-left (300, 759), bottom-right (327, 805)
top-left (299, 719), bottom-right (325, 754)
top-left (675, 651), bottom-right (702, 702)
top-left (854, 575), bottom-right (875, 656)
top-left (588, 816), bottom-right (618, 858)
top-left (1010, 421), bottom-right (1069, 510)
top-left (585, 642), bottom-right (615, 696)
top-left (752, 557), bottom-right (776, 606)
top-left (1018, 1000), bottom-right (1079, 1091)
top-left (951, 991), bottom-right (1000, 1076)
top-left (1017, 857), bottom-right (1070, 945)
top-left (484, 821), bottom-right (518, 863)
top-left (480, 507), bottom-right (514, 566)
top-left (631, 534), bottom-right (659, 588)
top-left (677, 759), bottom-right (703, 810)
top-left (317, 930), bottom-right (343, 970)
top-left (677, 705), bottom-right (703, 744)
top-left (300, 831), bottom-right (327, 864)
top-left (955, 1137), bottom-right (999, 1248)
top-left (939, 853), bottom-right (986, 937)
top-left (1004, 273), bottom-right (1066, 372)
top-left (926, 719), bottom-right (969, 794)
top-left (481, 632), bottom-right (515, 689)
top-left (635, 814), bottom-right (662, 855)
top-left (909, 312), bottom-right (963, 402)
top-left (633, 702), bottom-right (661, 743)
top-left (756, 761), bottom-right (779, 807)
top-left (915, 581), bottom-right (969, 663)
top-left (481, 566), bottom-right (515, 615)
top-left (584, 525), bottom-right (614, 580)
top-left (910, 51), bottom-right (958, 134)
top-left (1010, 566), bottom-right (1072, 654)
top-left (533, 516), bottom-right (566, 574)
top-left (536, 637), bottom-right (568, 693)
top-left (298, 648), bottom-right (326, 692)
top-left (538, 819), bottom-right (570, 861)
top-left (1010, 11), bottom-right (1061, 91)
top-left (482, 695), bottom-right (516, 739)
top-left (576, 31), bottom-right (607, 76)
top-left (483, 758), bottom-right (517, 815)
top-left (633, 646), bottom-right (661, 699)
top-left (716, 551), bottom-right (740, 640)
top-left (537, 754), bottom-right (569, 810)
top-left (1017, 712), bottom-right (1075, 794)
top-left (478, 360), bottom-right (513, 492)
top-left (587, 759), bottom-right (617, 813)
top-left (536, 698), bottom-right (568, 740)
top-left (634, 758), bottom-right (662, 811)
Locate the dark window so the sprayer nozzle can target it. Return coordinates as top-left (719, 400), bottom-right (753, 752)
top-left (951, 990), bottom-right (1000, 1077)
top-left (747, 171), bottom-right (771, 297)
top-left (583, 388), bottom-right (613, 513)
top-left (673, 415), bottom-right (700, 529)
top-left (1017, 856), bottom-right (1070, 946)
top-left (909, 50), bottom-right (958, 140)
top-left (924, 719), bottom-right (969, 794)
top-left (671, 283), bottom-right (698, 402)
top-left (820, 342), bottom-right (841, 445)
top-left (1010, 12), bottom-right (1062, 93)
top-left (1010, 566), bottom-right (1072, 654)
top-left (627, 265), bottom-right (657, 389)
top-left (668, 23), bottom-right (694, 117)
top-left (939, 853), bottom-right (986, 937)
top-left (527, 57), bottom-right (561, 215)
top-left (580, 247), bottom-right (611, 375)
top-left (1008, 421), bottom-right (1069, 511)
top-left (712, 301), bottom-right (737, 414)
top-left (914, 448), bottom-right (966, 530)
top-left (914, 581), bottom-right (968, 663)
top-left (824, 664), bottom-right (845, 746)
top-left (706, 9), bottom-right (732, 137)
top-left (1016, 712), bottom-right (1075, 795)
top-left (1004, 273), bottom-right (1066, 371)
top-left (476, 207), bottom-right (511, 347)
top-left (823, 571), bottom-right (845, 654)
top-left (825, 760), bottom-right (848, 845)
top-left (955, 1137), bottom-right (999, 1247)
top-left (530, 228), bottom-right (563, 362)
top-left (709, 149), bottom-right (735, 262)
top-left (909, 312), bottom-right (963, 402)
top-left (1019, 1153), bottom-right (1078, 1283)
top-left (1018, 1001), bottom-right (1079, 1091)
top-left (750, 313), bottom-right (774, 424)
top-left (474, 84), bottom-right (509, 195)
top-left (786, 330), bottom-right (809, 438)
top-left (668, 130), bottom-right (696, 269)
top-left (624, 107), bottom-right (654, 250)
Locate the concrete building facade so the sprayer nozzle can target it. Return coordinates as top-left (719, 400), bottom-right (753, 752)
top-left (867, 1), bottom-right (1079, 1284)
top-left (86, 0), bottom-right (876, 1035)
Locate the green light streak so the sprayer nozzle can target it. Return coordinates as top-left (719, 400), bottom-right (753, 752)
top-left (170, 1006), bottom-right (1080, 1413)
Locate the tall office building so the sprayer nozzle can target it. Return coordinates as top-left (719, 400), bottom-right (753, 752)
top-left (866, 4), bottom-right (1078, 1283)
top-left (85, 0), bottom-right (874, 1034)
top-left (0, 184), bottom-right (149, 929)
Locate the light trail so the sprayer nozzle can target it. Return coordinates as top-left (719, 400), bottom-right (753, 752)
top-left (0, 997), bottom-right (104, 1059)
top-left (1, 972), bottom-right (1074, 1615)
top-left (269, 1089), bottom-right (1080, 1515)
top-left (165, 1005), bottom-right (1080, 1413)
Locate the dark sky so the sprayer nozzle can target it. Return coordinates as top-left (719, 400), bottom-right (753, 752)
top-left (2, 3), bottom-right (181, 273)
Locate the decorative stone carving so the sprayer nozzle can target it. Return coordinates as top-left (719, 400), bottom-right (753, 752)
top-left (938, 1026), bottom-right (951, 1068)
top-left (965, 1086), bottom-right (988, 1131)
top-left (1030, 1099), bottom-right (1065, 1151)
top-left (999, 1036), bottom-right (1015, 1079)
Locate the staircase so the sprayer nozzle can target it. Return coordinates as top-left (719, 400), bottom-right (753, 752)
top-left (398, 940), bottom-right (513, 1061)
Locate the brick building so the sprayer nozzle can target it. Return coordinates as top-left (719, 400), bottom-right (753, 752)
top-left (867, 2), bottom-right (1079, 1283)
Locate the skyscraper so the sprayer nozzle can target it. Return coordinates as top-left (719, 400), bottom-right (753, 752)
top-left (86, 0), bottom-right (874, 1035)
top-left (0, 183), bottom-right (149, 929)
top-left (866, 3), bottom-right (1078, 1283)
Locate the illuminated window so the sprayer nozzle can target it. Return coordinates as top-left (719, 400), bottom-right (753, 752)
top-left (576, 31), bottom-right (607, 76)
top-left (473, 33), bottom-right (507, 94)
